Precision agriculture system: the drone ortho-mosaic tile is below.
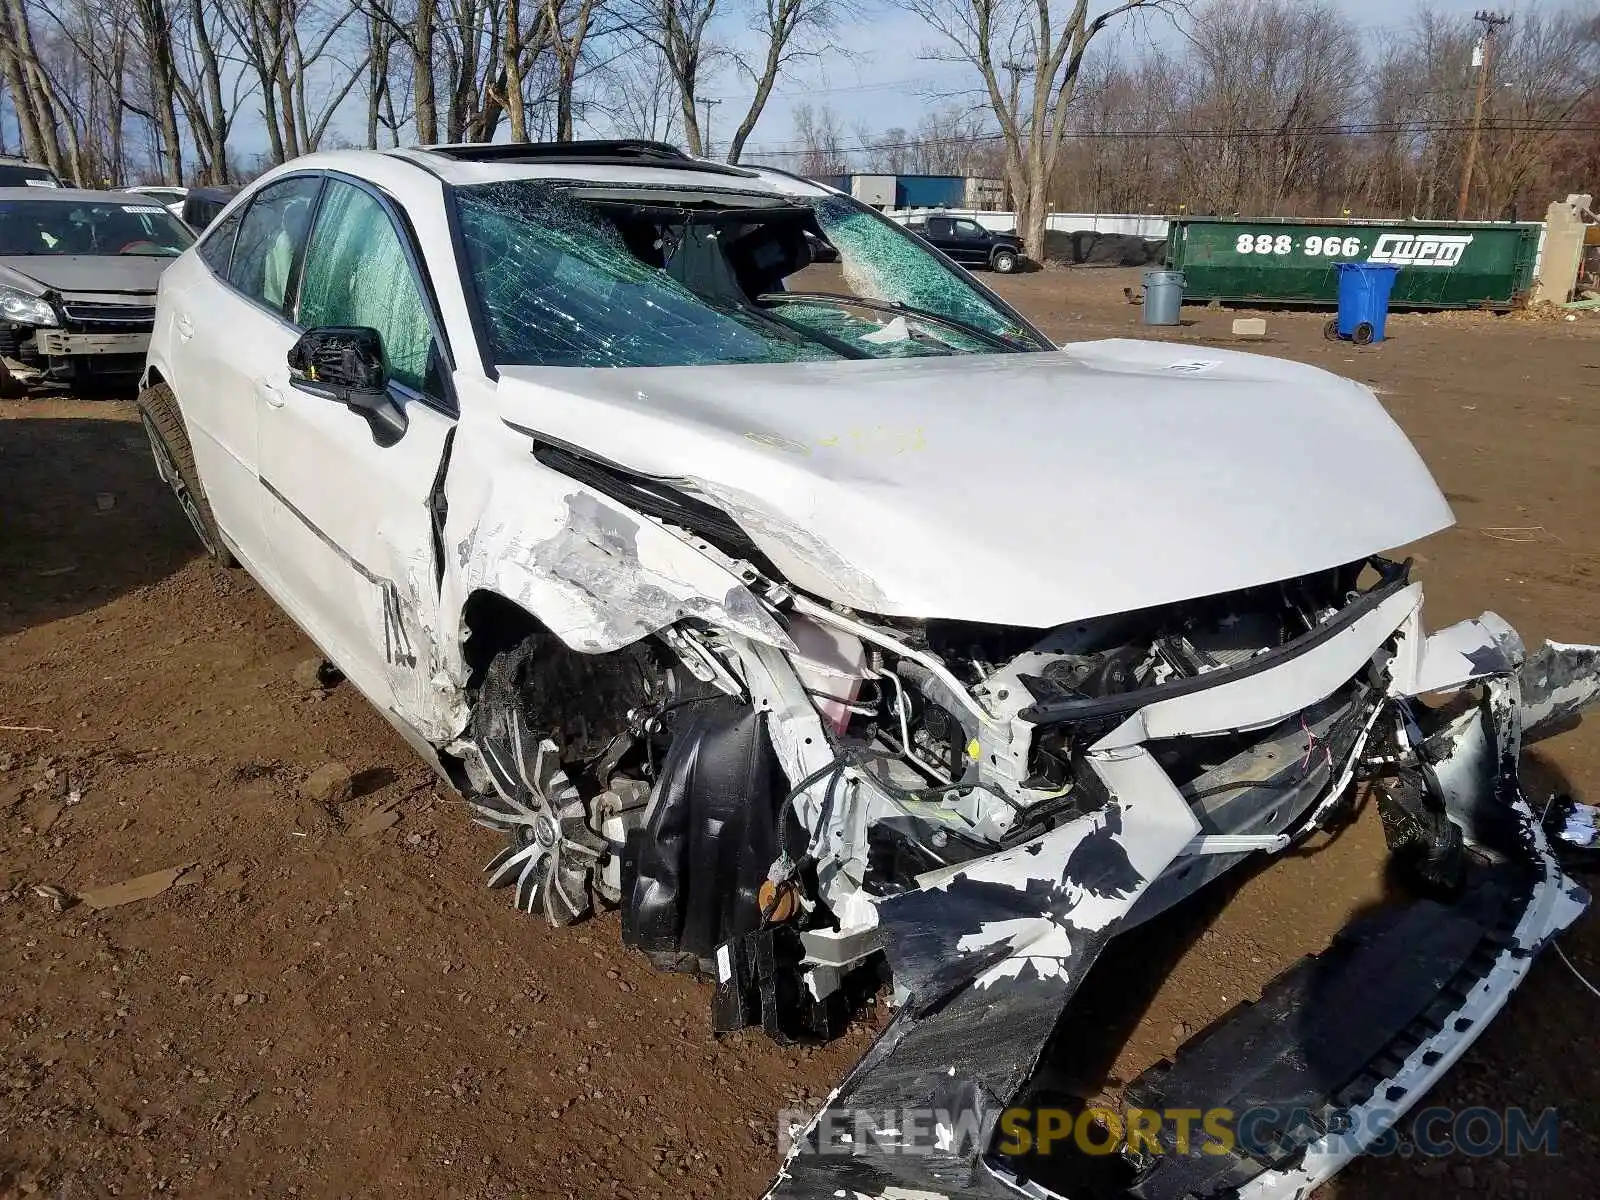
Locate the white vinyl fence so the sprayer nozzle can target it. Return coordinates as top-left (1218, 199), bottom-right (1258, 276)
top-left (883, 209), bottom-right (1172, 239)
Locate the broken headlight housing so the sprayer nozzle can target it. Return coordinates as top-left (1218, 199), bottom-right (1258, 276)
top-left (0, 285), bottom-right (55, 326)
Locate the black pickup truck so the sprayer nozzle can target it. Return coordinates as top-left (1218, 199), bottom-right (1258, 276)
top-left (903, 214), bottom-right (1024, 273)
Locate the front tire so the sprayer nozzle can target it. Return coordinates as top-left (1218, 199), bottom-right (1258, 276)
top-left (991, 248), bottom-right (1019, 274)
top-left (467, 638), bottom-right (610, 926)
top-left (136, 381), bottom-right (234, 566)
top-left (0, 359), bottom-right (27, 398)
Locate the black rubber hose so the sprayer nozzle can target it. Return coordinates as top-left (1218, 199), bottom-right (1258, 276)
top-left (775, 754), bottom-right (851, 867)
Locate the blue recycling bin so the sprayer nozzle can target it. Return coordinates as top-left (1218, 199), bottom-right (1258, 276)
top-left (1328, 262), bottom-right (1400, 345)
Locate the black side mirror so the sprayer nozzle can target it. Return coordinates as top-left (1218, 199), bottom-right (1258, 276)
top-left (287, 326), bottom-right (408, 444)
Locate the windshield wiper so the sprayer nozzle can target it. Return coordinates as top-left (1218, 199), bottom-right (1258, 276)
top-left (684, 288), bottom-right (869, 360)
top-left (745, 302), bottom-right (870, 360)
top-left (759, 291), bottom-right (1031, 353)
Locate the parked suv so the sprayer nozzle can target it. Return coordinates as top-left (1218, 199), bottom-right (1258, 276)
top-left (178, 185), bottom-right (240, 231)
top-left (137, 139), bottom-right (1595, 1200)
top-left (904, 211), bottom-right (1024, 272)
top-left (0, 156), bottom-right (61, 188)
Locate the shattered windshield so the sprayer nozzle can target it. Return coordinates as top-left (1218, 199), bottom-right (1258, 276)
top-left (453, 181), bottom-right (1044, 369)
top-left (0, 199), bottom-right (193, 256)
top-left (805, 194), bottom-right (1030, 343)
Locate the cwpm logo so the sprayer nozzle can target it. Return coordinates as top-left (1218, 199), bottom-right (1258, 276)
top-left (1367, 232), bottom-right (1475, 268)
top-left (778, 1105), bottom-right (1561, 1161)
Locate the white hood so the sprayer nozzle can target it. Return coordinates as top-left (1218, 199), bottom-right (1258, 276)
top-left (496, 341), bottom-right (1453, 627)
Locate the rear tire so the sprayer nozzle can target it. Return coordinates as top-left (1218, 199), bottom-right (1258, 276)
top-left (136, 381), bottom-right (235, 566)
top-left (1352, 321), bottom-right (1376, 346)
top-left (991, 248), bottom-right (1019, 274)
top-left (1323, 319), bottom-right (1341, 342)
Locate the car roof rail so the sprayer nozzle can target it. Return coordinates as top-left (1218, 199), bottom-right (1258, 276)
top-left (414, 140), bottom-right (758, 178)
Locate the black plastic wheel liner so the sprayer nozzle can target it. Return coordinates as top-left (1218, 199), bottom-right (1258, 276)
top-left (621, 696), bottom-right (788, 973)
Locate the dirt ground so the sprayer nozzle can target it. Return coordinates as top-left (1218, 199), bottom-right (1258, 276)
top-left (3, 269), bottom-right (1598, 1200)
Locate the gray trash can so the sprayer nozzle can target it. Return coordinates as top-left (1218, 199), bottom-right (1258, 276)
top-left (1142, 269), bottom-right (1185, 326)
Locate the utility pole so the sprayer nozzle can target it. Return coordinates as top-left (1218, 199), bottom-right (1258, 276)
top-left (699, 97), bottom-right (722, 160)
top-left (1456, 10), bottom-right (1511, 220)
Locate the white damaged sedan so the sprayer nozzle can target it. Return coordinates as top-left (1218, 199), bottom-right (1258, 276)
top-left (138, 140), bottom-right (1598, 1200)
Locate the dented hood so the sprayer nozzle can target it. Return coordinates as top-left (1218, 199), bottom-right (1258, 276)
top-left (496, 341), bottom-right (1453, 627)
top-left (0, 255), bottom-right (168, 297)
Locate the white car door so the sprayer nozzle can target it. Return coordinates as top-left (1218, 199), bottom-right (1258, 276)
top-left (257, 176), bottom-right (457, 735)
top-left (166, 176), bottom-right (322, 573)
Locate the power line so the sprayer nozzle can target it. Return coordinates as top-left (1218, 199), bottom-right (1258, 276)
top-left (699, 96), bottom-right (721, 158)
top-left (699, 74), bottom-right (945, 104)
top-left (738, 117), bottom-right (1596, 160)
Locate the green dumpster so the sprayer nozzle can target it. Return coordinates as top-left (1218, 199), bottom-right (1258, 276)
top-left (1166, 217), bottom-right (1542, 310)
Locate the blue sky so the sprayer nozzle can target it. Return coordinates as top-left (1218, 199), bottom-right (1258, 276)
top-left (696, 0), bottom-right (1516, 159)
top-left (208, 0), bottom-right (1527, 164)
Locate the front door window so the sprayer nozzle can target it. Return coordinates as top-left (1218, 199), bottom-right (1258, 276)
top-left (295, 181), bottom-right (435, 393)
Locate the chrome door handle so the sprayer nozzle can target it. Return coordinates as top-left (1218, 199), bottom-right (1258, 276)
top-left (260, 381), bottom-right (286, 408)
top-left (175, 313), bottom-right (194, 341)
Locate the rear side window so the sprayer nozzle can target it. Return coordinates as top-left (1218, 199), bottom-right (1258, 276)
top-left (927, 217), bottom-right (953, 237)
top-left (197, 207), bottom-right (244, 276)
top-left (228, 177), bottom-right (322, 315)
top-left (0, 164), bottom-right (58, 187)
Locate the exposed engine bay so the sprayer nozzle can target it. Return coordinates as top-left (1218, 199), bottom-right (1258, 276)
top-left (453, 513), bottom-right (1599, 1199)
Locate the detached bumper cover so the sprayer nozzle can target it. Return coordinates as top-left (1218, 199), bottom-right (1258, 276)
top-left (767, 617), bottom-right (1596, 1200)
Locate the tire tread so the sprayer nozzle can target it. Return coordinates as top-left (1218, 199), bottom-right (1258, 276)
top-left (137, 381), bottom-right (235, 566)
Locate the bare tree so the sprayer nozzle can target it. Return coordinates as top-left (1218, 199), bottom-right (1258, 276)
top-left (1472, 8), bottom-right (1600, 217)
top-left (789, 100), bottom-right (849, 173)
top-left (898, 0), bottom-right (1184, 255)
top-left (622, 0), bottom-right (722, 155)
top-left (358, 0), bottom-right (443, 140)
top-left (1166, 0), bottom-right (1363, 215)
top-left (600, 45), bottom-right (683, 140)
top-left (723, 0), bottom-right (848, 162)
top-left (498, 0), bottom-right (534, 139)
top-left (130, 0), bottom-right (189, 180)
top-left (363, 5), bottom-right (413, 145)
top-left (167, 0), bottom-right (241, 181)
top-left (865, 125), bottom-right (911, 173)
top-left (909, 104), bottom-right (992, 173)
top-left (1360, 4), bottom-right (1599, 219)
top-left (221, 0), bottom-right (369, 165)
top-left (1, 0), bottom-right (70, 177)
top-left (0, 0), bottom-right (1593, 207)
top-left (546, 0), bottom-right (598, 139)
